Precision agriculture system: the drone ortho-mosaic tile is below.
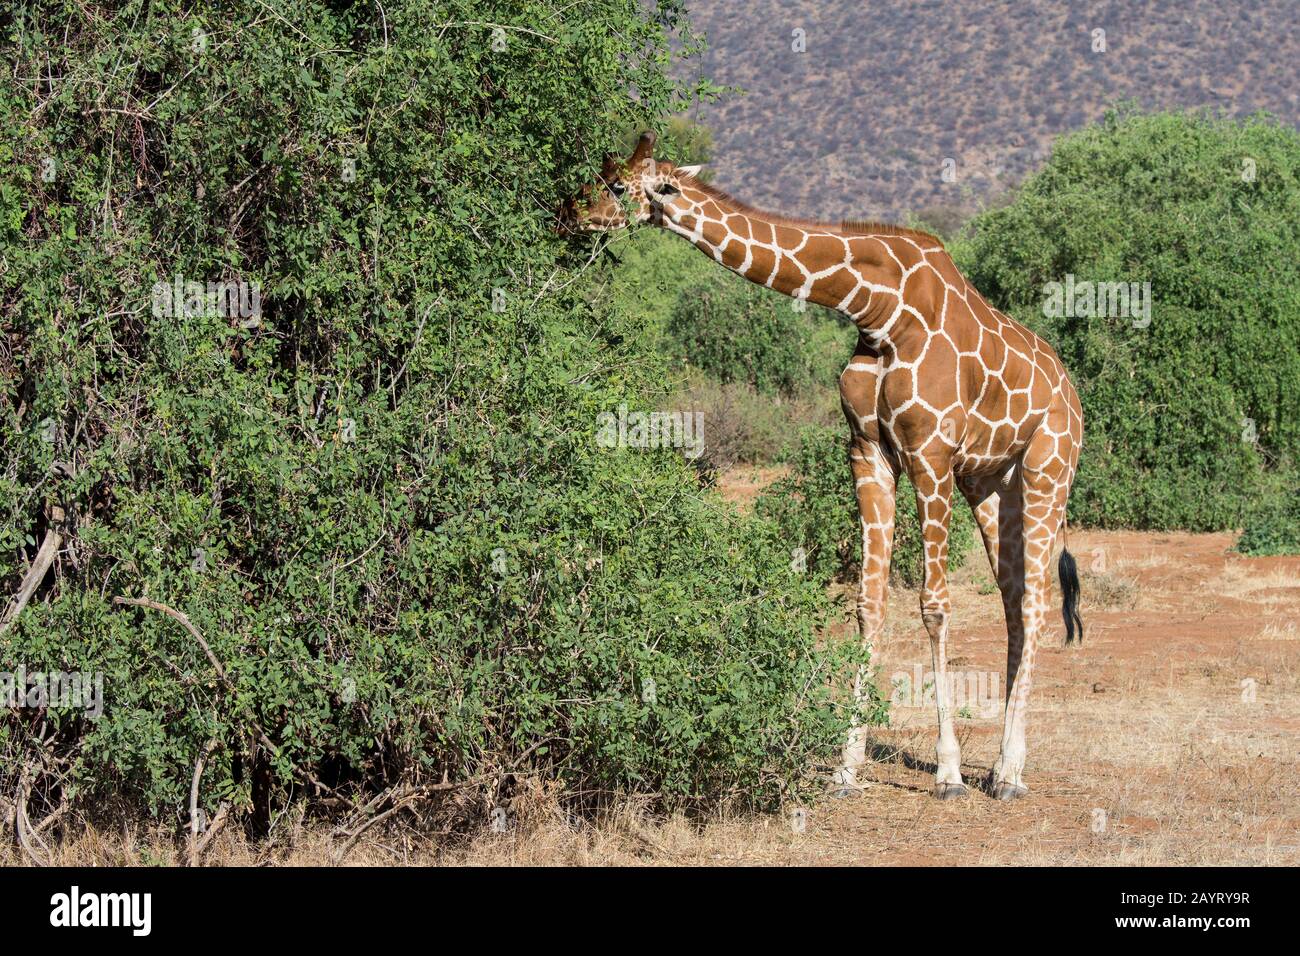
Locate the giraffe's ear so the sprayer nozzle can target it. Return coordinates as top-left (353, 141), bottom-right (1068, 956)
top-left (676, 164), bottom-right (703, 179)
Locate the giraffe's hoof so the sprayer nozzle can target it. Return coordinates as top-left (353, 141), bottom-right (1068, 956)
top-left (828, 767), bottom-right (867, 799)
top-left (932, 782), bottom-right (969, 801)
top-left (991, 781), bottom-right (1029, 801)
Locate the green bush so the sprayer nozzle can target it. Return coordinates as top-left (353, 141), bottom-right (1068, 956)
top-left (951, 107), bottom-right (1300, 530)
top-left (756, 425), bottom-right (978, 589)
top-left (0, 0), bottom-right (855, 828)
top-left (1236, 492), bottom-right (1300, 556)
top-left (667, 276), bottom-right (855, 396)
top-left (602, 227), bottom-right (707, 356)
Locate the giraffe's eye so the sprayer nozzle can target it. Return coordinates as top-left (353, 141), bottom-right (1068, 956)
top-left (655, 181), bottom-right (679, 198)
top-left (610, 182), bottom-right (626, 196)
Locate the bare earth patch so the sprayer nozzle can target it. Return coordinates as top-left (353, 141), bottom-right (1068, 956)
top-left (711, 464), bottom-right (789, 513)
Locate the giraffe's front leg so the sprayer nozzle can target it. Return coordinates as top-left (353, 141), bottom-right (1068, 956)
top-left (830, 436), bottom-right (897, 798)
top-left (912, 462), bottom-right (967, 799)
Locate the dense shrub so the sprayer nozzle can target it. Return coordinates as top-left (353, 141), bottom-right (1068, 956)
top-left (952, 108), bottom-right (1300, 530)
top-left (755, 425), bottom-right (978, 589)
top-left (0, 0), bottom-right (856, 831)
top-left (666, 277), bottom-right (855, 396)
top-left (602, 226), bottom-right (707, 356)
top-left (1236, 493), bottom-right (1300, 556)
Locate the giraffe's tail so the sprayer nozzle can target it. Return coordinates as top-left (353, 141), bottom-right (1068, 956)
top-left (1059, 546), bottom-right (1084, 645)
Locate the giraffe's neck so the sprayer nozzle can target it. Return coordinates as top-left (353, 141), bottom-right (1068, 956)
top-left (657, 185), bottom-right (905, 328)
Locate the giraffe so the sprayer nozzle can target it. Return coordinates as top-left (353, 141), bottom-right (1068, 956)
top-left (563, 132), bottom-right (1084, 800)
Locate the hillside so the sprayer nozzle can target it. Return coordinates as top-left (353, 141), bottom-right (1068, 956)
top-left (680, 0), bottom-right (1300, 224)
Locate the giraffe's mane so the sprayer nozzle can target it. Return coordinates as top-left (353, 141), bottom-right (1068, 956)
top-left (682, 177), bottom-right (944, 246)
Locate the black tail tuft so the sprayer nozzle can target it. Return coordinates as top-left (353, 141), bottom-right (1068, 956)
top-left (1059, 548), bottom-right (1084, 645)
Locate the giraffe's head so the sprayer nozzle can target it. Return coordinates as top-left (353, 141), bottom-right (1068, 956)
top-left (559, 131), bottom-right (703, 233)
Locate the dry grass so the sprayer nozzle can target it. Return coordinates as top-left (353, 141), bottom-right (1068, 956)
top-left (1081, 569), bottom-right (1140, 610)
top-left (1256, 621), bottom-right (1298, 641)
top-left (1113, 551), bottom-right (1171, 573)
top-left (1221, 563), bottom-right (1300, 598)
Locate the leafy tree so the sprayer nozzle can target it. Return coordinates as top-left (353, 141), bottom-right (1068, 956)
top-left (951, 108), bottom-right (1300, 530)
top-left (667, 279), bottom-right (853, 396)
top-left (0, 0), bottom-right (856, 829)
top-left (661, 116), bottom-right (715, 169)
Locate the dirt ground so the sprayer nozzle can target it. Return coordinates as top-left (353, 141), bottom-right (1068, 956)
top-left (8, 469), bottom-right (1297, 866)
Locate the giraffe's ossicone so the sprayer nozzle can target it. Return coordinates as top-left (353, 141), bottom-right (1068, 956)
top-left (564, 132), bottom-right (1084, 801)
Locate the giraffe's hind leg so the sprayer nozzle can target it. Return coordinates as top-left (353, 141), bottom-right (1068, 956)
top-left (958, 467), bottom-right (1027, 799)
top-left (991, 430), bottom-right (1072, 799)
top-left (830, 435), bottom-right (897, 798)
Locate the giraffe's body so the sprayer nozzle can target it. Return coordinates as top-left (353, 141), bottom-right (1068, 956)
top-left (565, 133), bottom-right (1083, 799)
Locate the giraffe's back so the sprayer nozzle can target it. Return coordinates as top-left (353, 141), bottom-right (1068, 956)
top-left (872, 236), bottom-right (1083, 474)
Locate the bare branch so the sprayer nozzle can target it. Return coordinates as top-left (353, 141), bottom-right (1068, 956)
top-left (112, 596), bottom-right (227, 681)
top-left (188, 803), bottom-right (230, 866)
top-left (15, 763), bottom-right (52, 867)
top-left (1, 508), bottom-right (64, 636)
top-left (189, 738), bottom-right (220, 842)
